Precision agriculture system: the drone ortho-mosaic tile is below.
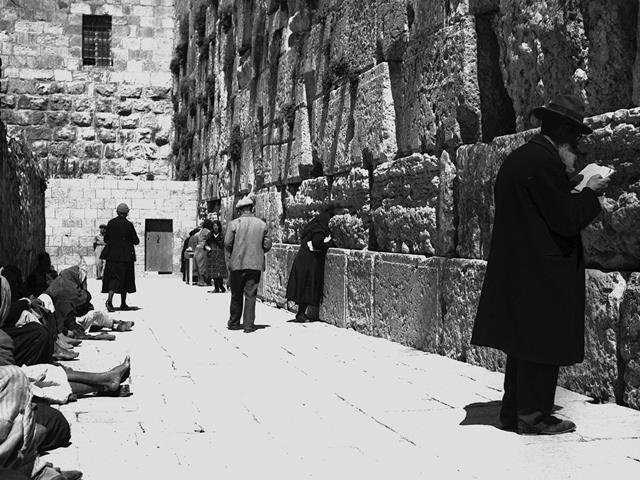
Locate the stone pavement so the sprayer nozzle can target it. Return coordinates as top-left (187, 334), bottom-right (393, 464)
top-left (45, 276), bottom-right (640, 479)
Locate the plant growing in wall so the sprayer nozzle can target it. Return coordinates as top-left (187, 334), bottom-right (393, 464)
top-left (220, 4), bottom-right (233, 33)
top-left (194, 4), bottom-right (208, 46)
top-left (228, 125), bottom-right (242, 162)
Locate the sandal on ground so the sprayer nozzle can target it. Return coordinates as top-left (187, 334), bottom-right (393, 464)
top-left (85, 332), bottom-right (116, 341)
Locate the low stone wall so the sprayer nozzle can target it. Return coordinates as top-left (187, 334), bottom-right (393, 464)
top-left (260, 244), bottom-right (640, 410)
top-left (45, 178), bottom-right (198, 277)
top-left (0, 120), bottom-right (47, 275)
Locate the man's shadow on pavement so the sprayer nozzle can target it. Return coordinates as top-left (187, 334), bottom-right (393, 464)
top-left (460, 401), bottom-right (563, 430)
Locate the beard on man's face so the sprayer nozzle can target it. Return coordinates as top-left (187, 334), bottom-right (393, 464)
top-left (558, 143), bottom-right (578, 175)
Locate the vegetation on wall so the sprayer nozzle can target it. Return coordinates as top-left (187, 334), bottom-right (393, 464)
top-left (228, 125), bottom-right (242, 162)
top-left (220, 4), bottom-right (233, 33)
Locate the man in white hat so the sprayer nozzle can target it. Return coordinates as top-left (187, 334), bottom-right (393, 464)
top-left (224, 196), bottom-right (272, 333)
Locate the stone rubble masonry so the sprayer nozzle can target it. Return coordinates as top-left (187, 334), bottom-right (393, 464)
top-left (0, 0), bottom-right (175, 177)
top-left (261, 244), bottom-right (640, 407)
top-left (0, 119), bottom-right (46, 276)
top-left (45, 178), bottom-right (198, 277)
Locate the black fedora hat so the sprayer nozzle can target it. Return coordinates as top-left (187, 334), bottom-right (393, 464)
top-left (532, 94), bottom-right (592, 135)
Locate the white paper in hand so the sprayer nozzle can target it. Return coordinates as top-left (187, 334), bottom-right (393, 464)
top-left (573, 163), bottom-right (614, 192)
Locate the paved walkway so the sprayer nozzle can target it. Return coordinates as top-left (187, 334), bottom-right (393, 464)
top-left (47, 276), bottom-right (640, 479)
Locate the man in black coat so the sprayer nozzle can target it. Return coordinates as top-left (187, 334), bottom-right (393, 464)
top-left (471, 95), bottom-right (609, 435)
top-left (101, 203), bottom-right (140, 312)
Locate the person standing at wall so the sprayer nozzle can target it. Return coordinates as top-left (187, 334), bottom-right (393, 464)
top-left (207, 220), bottom-right (227, 293)
top-left (93, 224), bottom-right (107, 280)
top-left (470, 95), bottom-right (610, 435)
top-left (101, 203), bottom-right (139, 312)
top-left (193, 220), bottom-right (213, 287)
top-left (285, 205), bottom-right (336, 322)
top-left (224, 197), bottom-right (272, 333)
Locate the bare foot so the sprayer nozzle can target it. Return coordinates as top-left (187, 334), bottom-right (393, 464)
top-left (108, 355), bottom-right (131, 383)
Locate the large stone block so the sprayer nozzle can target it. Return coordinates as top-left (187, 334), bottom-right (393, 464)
top-left (345, 250), bottom-right (375, 332)
top-left (497, 0), bottom-right (637, 129)
top-left (372, 254), bottom-right (442, 351)
top-left (620, 273), bottom-right (640, 410)
top-left (260, 244), bottom-right (297, 307)
top-left (254, 186), bottom-right (284, 243)
top-left (579, 110), bottom-right (640, 270)
top-left (371, 153), bottom-right (441, 255)
top-left (329, 168), bottom-right (369, 249)
top-left (351, 62), bottom-right (397, 167)
top-left (456, 129), bottom-right (535, 259)
top-left (283, 83), bottom-right (314, 184)
top-left (282, 177), bottom-right (329, 243)
top-left (312, 83), bottom-right (353, 175)
top-left (319, 249), bottom-right (347, 328)
top-left (439, 258), bottom-right (504, 371)
top-left (560, 270), bottom-right (626, 403)
top-left (398, 15), bottom-right (480, 155)
top-left (437, 150), bottom-right (457, 256)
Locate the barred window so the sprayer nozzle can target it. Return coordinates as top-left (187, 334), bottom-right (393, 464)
top-left (82, 15), bottom-right (112, 67)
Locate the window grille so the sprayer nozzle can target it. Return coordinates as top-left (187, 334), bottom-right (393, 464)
top-left (82, 15), bottom-right (112, 67)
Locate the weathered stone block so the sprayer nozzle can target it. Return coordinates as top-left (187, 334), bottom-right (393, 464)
top-left (620, 273), bottom-right (640, 410)
top-left (119, 85), bottom-right (143, 98)
top-left (373, 254), bottom-right (442, 350)
top-left (260, 244), bottom-right (297, 307)
top-left (437, 150), bottom-right (457, 256)
top-left (254, 186), bottom-right (284, 243)
top-left (17, 94), bottom-right (48, 110)
top-left (144, 86), bottom-right (171, 100)
top-left (560, 270), bottom-right (626, 403)
top-left (70, 112), bottom-right (93, 127)
top-left (351, 62), bottom-right (397, 167)
top-left (96, 98), bottom-right (114, 113)
top-left (439, 258), bottom-right (504, 370)
top-left (49, 94), bottom-right (71, 111)
top-left (346, 250), bottom-right (376, 332)
top-left (398, 16), bottom-right (480, 154)
top-left (95, 83), bottom-right (117, 97)
top-left (498, 0), bottom-right (637, 128)
top-left (105, 143), bottom-right (123, 159)
top-left (46, 111), bottom-right (68, 127)
top-left (25, 126), bottom-right (52, 141)
top-left (329, 213), bottom-right (368, 250)
top-left (73, 97), bottom-right (94, 112)
top-left (456, 130), bottom-right (535, 259)
top-left (121, 115), bottom-right (140, 129)
top-left (319, 249), bottom-right (347, 327)
top-left (373, 204), bottom-right (437, 255)
top-left (65, 82), bottom-right (86, 95)
top-left (54, 127), bottom-right (76, 141)
top-left (94, 113), bottom-right (119, 129)
top-left (98, 128), bottom-right (117, 143)
top-left (1, 95), bottom-right (17, 109)
top-left (12, 110), bottom-right (45, 126)
top-left (313, 83), bottom-right (353, 175)
top-left (283, 177), bottom-right (329, 243)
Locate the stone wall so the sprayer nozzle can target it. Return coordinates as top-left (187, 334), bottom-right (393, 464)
top-left (174, 1), bottom-right (640, 408)
top-left (45, 177), bottom-right (198, 277)
top-left (0, 0), bottom-right (175, 177)
top-left (0, 119), bottom-right (46, 276)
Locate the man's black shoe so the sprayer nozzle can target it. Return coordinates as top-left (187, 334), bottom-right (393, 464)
top-left (227, 323), bottom-right (243, 331)
top-left (244, 327), bottom-right (256, 333)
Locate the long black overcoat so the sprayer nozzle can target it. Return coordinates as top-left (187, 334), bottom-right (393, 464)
top-left (471, 135), bottom-right (601, 366)
top-left (101, 216), bottom-right (140, 263)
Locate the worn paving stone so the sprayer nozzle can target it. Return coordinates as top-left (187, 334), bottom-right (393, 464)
top-left (41, 275), bottom-right (640, 479)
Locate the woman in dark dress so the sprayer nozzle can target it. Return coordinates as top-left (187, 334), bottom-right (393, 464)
top-left (101, 203), bottom-right (140, 312)
top-left (285, 208), bottom-right (335, 322)
top-left (207, 220), bottom-right (227, 292)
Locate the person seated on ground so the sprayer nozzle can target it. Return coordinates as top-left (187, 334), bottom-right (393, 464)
top-left (1, 329), bottom-right (131, 401)
top-left (1, 266), bottom-right (58, 365)
top-left (26, 254), bottom-right (58, 299)
top-left (0, 365), bottom-right (82, 480)
top-left (46, 266), bottom-right (133, 342)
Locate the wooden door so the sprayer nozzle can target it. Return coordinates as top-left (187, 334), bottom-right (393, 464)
top-left (145, 219), bottom-right (173, 273)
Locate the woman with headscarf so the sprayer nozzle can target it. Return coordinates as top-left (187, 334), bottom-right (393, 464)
top-left (181, 227), bottom-right (201, 282)
top-left (101, 203), bottom-right (140, 312)
top-left (25, 253), bottom-right (57, 298)
top-left (207, 220), bottom-right (227, 292)
top-left (193, 220), bottom-right (212, 287)
top-left (285, 205), bottom-right (336, 322)
top-left (46, 266), bottom-right (133, 341)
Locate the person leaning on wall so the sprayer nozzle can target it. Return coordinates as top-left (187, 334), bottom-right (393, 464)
top-left (470, 94), bottom-right (610, 435)
top-left (285, 203), bottom-right (340, 323)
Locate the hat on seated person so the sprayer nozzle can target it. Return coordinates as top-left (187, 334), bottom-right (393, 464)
top-left (531, 94), bottom-right (592, 135)
top-left (236, 196), bottom-right (254, 209)
top-left (116, 203), bottom-right (130, 214)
